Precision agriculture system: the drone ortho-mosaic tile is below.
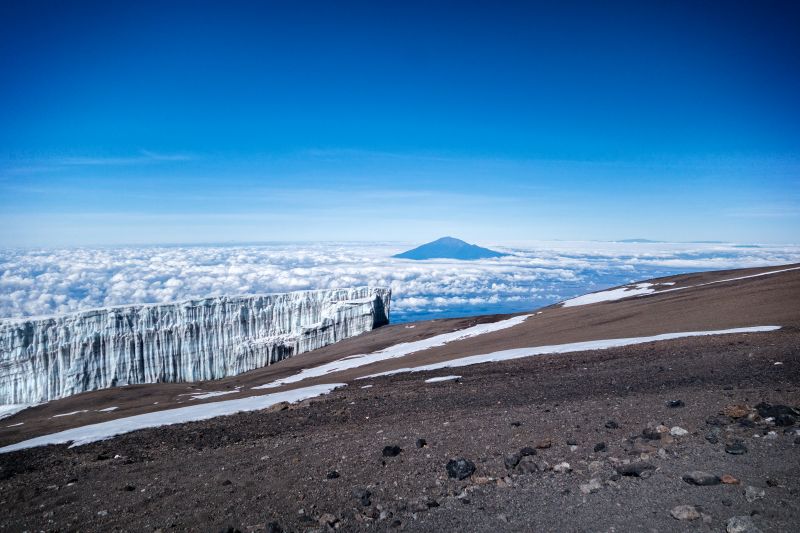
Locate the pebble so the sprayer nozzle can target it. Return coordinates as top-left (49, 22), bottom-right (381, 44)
top-left (566, 438), bottom-right (578, 446)
top-left (266, 523), bottom-right (283, 533)
top-left (721, 474), bottom-right (739, 485)
top-left (535, 439), bottom-right (552, 449)
top-left (616, 462), bottom-right (655, 477)
top-left (97, 510), bottom-right (108, 517)
top-left (382, 445), bottom-right (402, 457)
top-left (318, 513), bottom-right (338, 527)
top-left (682, 471), bottom-right (721, 486)
top-left (415, 438), bottom-right (427, 448)
top-left (605, 420), bottom-right (619, 429)
top-left (579, 478), bottom-right (602, 494)
top-left (775, 414), bottom-right (796, 427)
top-left (670, 505), bottom-right (701, 521)
top-left (519, 446), bottom-right (537, 457)
top-left (326, 471), bottom-right (340, 479)
top-left (723, 404), bottom-right (751, 418)
top-left (446, 458), bottom-right (476, 480)
top-left (744, 485), bottom-right (765, 503)
top-left (352, 488), bottom-right (371, 507)
top-left (516, 456), bottom-right (549, 474)
top-left (666, 399), bottom-right (685, 408)
top-left (725, 441), bottom-right (748, 455)
top-left (552, 462), bottom-right (571, 473)
top-left (726, 515), bottom-right (762, 533)
top-left (670, 426), bottom-right (689, 437)
top-left (504, 453), bottom-right (522, 470)
top-left (593, 442), bottom-right (607, 452)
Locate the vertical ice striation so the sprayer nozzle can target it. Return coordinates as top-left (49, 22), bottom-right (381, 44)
top-left (0, 287), bottom-right (390, 404)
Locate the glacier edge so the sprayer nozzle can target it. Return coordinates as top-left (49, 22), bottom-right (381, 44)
top-left (0, 287), bottom-right (390, 404)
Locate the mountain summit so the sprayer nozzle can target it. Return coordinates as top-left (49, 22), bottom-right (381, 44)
top-left (393, 237), bottom-right (507, 260)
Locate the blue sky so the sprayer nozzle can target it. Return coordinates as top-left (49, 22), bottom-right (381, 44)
top-left (1, 0), bottom-right (799, 245)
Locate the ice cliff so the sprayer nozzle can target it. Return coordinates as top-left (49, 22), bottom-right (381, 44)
top-left (0, 287), bottom-right (391, 404)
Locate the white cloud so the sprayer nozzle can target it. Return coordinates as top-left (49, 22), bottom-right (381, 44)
top-left (1, 241), bottom-right (799, 322)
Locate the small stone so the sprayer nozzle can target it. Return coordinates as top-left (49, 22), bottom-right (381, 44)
top-left (504, 453), bottom-right (521, 470)
top-left (775, 414), bottom-right (796, 427)
top-left (318, 513), bottom-right (338, 527)
top-left (670, 505), bottom-right (701, 521)
top-left (326, 471), bottom-right (340, 479)
top-left (670, 426), bottom-right (689, 437)
top-left (725, 441), bottom-right (748, 455)
top-left (353, 488), bottom-right (371, 507)
top-left (766, 478), bottom-right (779, 487)
top-left (616, 462), bottom-right (656, 477)
top-left (97, 510), bottom-right (108, 517)
top-left (721, 474), bottom-right (739, 485)
top-left (266, 523), bottom-right (283, 533)
top-left (221, 479), bottom-right (232, 486)
top-left (763, 431), bottom-right (778, 440)
top-left (519, 446), bottom-right (536, 456)
top-left (552, 462), bottom-right (571, 473)
top-left (593, 442), bottom-right (607, 452)
top-left (744, 485), bottom-right (765, 503)
top-left (382, 445), bottom-right (402, 457)
top-left (642, 427), bottom-right (662, 440)
top-left (723, 404), bottom-right (751, 418)
top-left (682, 471), bottom-right (721, 486)
top-left (566, 438), bottom-right (578, 446)
top-left (510, 421), bottom-right (521, 427)
top-left (579, 478), bottom-right (602, 494)
top-left (535, 439), bottom-right (552, 449)
top-left (605, 420), bottom-right (619, 429)
top-left (446, 458), bottom-right (476, 480)
top-left (726, 515), bottom-right (762, 533)
top-left (706, 431), bottom-right (720, 444)
top-left (755, 402), bottom-right (799, 419)
top-left (666, 400), bottom-right (685, 408)
top-left (122, 484), bottom-right (136, 491)
top-left (415, 438), bottom-right (427, 448)
top-left (516, 456), bottom-right (548, 474)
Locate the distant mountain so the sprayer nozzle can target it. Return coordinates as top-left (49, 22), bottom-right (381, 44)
top-left (617, 238), bottom-right (663, 243)
top-left (393, 237), bottom-right (507, 260)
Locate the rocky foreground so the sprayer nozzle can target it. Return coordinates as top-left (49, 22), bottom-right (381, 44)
top-left (0, 265), bottom-right (799, 532)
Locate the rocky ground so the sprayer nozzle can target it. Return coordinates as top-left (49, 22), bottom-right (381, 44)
top-left (1, 327), bottom-right (798, 532)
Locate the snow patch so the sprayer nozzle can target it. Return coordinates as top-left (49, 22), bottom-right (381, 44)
top-left (364, 326), bottom-right (781, 378)
top-left (253, 314), bottom-right (529, 390)
top-left (52, 410), bottom-right (88, 418)
top-left (0, 383), bottom-right (344, 453)
top-left (561, 283), bottom-right (655, 307)
top-left (0, 404), bottom-right (32, 420)
top-left (185, 391), bottom-right (238, 400)
top-left (97, 406), bottom-right (119, 412)
top-left (424, 375), bottom-right (461, 383)
top-left (5, 422), bottom-right (23, 428)
top-left (562, 266), bottom-right (800, 308)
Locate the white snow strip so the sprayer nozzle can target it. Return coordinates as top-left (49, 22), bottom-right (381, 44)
top-left (561, 283), bottom-right (655, 307)
top-left (425, 375), bottom-right (461, 383)
top-left (52, 410), bottom-right (88, 418)
top-left (6, 422), bottom-right (24, 428)
top-left (187, 390), bottom-right (238, 400)
top-left (561, 266), bottom-right (800, 308)
top-left (97, 406), bottom-right (119, 412)
top-left (364, 326), bottom-right (781, 378)
top-left (253, 314), bottom-right (530, 390)
top-left (0, 404), bottom-right (33, 420)
top-left (0, 383), bottom-right (344, 454)
top-left (360, 385), bottom-right (373, 389)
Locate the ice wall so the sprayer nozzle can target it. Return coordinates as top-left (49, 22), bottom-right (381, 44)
top-left (0, 287), bottom-right (390, 404)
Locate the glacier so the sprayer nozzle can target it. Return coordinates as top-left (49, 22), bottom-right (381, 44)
top-left (0, 287), bottom-right (390, 405)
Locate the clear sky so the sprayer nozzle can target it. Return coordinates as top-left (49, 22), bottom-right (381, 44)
top-left (1, 0), bottom-right (799, 246)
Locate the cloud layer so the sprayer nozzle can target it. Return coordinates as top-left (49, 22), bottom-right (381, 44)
top-left (1, 241), bottom-right (799, 322)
